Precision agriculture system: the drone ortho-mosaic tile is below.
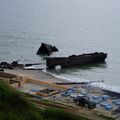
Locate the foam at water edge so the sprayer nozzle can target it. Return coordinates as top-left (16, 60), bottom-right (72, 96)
top-left (43, 70), bottom-right (91, 82)
top-left (42, 69), bottom-right (72, 81)
top-left (90, 82), bottom-right (120, 93)
top-left (42, 70), bottom-right (120, 93)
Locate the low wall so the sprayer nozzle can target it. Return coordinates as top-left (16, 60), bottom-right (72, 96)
top-left (0, 71), bottom-right (16, 78)
top-left (27, 78), bottom-right (67, 90)
top-left (15, 75), bottom-right (67, 90)
top-left (1, 71), bottom-right (67, 90)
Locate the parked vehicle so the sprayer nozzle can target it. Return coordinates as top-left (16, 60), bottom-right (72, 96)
top-left (73, 96), bottom-right (96, 109)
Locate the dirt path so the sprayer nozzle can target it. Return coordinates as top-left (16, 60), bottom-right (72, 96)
top-left (29, 98), bottom-right (107, 120)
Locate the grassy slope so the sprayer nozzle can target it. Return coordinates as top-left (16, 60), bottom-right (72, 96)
top-left (0, 80), bottom-right (90, 120)
top-left (0, 81), bottom-right (43, 120)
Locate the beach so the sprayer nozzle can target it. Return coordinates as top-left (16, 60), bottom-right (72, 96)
top-left (0, 0), bottom-right (120, 119)
top-left (5, 68), bottom-right (120, 97)
top-left (0, 0), bottom-right (120, 91)
top-left (4, 68), bottom-right (68, 91)
top-left (5, 69), bottom-right (65, 83)
top-left (0, 68), bottom-right (118, 119)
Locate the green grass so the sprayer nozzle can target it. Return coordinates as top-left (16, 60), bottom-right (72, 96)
top-left (0, 80), bottom-right (115, 120)
top-left (0, 80), bottom-right (42, 120)
top-left (0, 80), bottom-right (90, 120)
top-left (100, 115), bottom-right (115, 120)
top-left (41, 108), bottom-right (90, 120)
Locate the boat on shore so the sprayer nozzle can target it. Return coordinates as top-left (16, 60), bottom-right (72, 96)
top-left (46, 52), bottom-right (107, 69)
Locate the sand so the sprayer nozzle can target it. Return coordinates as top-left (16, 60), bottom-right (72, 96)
top-left (4, 69), bottom-right (65, 83)
top-left (4, 69), bottom-right (120, 96)
top-left (3, 68), bottom-right (120, 118)
top-left (20, 83), bottom-right (46, 92)
top-left (4, 69), bottom-right (119, 95)
top-left (4, 68), bottom-right (68, 91)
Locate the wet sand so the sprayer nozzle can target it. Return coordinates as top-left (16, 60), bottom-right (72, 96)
top-left (5, 69), bottom-right (65, 83)
top-left (4, 68), bottom-right (120, 96)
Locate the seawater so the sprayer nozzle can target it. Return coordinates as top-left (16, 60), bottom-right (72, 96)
top-left (0, 0), bottom-right (120, 92)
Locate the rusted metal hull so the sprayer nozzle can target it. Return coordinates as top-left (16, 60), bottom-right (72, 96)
top-left (46, 52), bottom-right (107, 69)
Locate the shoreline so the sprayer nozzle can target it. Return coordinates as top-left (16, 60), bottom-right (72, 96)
top-left (4, 69), bottom-right (66, 84)
top-left (2, 68), bottom-right (120, 118)
top-left (4, 68), bottom-right (120, 96)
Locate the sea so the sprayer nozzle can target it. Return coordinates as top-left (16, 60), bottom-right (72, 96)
top-left (0, 0), bottom-right (120, 92)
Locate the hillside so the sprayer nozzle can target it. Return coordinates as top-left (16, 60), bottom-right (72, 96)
top-left (0, 80), bottom-right (89, 120)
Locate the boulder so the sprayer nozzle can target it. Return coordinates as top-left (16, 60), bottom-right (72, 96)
top-left (52, 46), bottom-right (58, 52)
top-left (11, 61), bottom-right (19, 67)
top-left (37, 43), bottom-right (58, 55)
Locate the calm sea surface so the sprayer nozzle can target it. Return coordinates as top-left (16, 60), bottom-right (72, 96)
top-left (0, 0), bottom-right (120, 92)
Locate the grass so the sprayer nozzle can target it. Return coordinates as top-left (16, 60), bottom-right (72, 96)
top-left (0, 80), bottom-right (42, 120)
top-left (0, 80), bottom-right (90, 120)
top-left (0, 80), bottom-right (115, 120)
top-left (41, 108), bottom-right (89, 120)
top-left (100, 115), bottom-right (115, 120)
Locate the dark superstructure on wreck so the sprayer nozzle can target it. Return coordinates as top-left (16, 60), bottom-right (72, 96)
top-left (46, 52), bottom-right (107, 69)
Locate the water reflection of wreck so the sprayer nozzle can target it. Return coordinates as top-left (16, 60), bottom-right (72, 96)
top-left (46, 52), bottom-right (107, 69)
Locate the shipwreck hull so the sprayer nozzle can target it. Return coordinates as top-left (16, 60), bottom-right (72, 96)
top-left (46, 52), bottom-right (107, 69)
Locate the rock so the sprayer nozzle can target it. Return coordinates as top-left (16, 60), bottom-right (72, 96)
top-left (11, 61), bottom-right (24, 68)
top-left (1, 62), bottom-right (8, 66)
top-left (11, 61), bottom-right (19, 67)
top-left (0, 68), bottom-right (4, 72)
top-left (37, 43), bottom-right (58, 55)
top-left (0, 62), bottom-right (13, 69)
top-left (52, 46), bottom-right (58, 52)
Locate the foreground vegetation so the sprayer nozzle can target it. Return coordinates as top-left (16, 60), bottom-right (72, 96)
top-left (0, 80), bottom-right (90, 120)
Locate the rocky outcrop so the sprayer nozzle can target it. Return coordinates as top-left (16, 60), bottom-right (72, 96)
top-left (37, 43), bottom-right (58, 55)
top-left (0, 61), bottom-right (23, 69)
top-left (0, 62), bottom-right (13, 69)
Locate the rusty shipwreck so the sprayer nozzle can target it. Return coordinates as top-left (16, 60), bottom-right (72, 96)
top-left (46, 52), bottom-right (107, 69)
